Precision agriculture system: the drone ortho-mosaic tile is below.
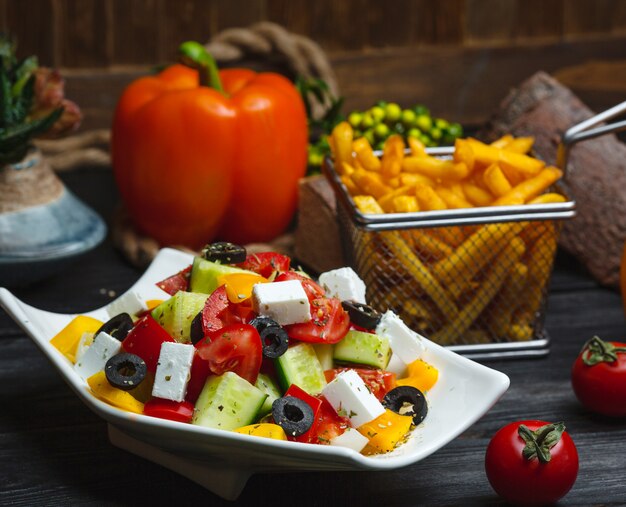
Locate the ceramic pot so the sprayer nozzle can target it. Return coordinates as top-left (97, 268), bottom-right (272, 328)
top-left (0, 148), bottom-right (106, 286)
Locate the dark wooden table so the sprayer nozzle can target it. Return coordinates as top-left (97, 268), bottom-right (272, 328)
top-left (2, 167), bottom-right (626, 506)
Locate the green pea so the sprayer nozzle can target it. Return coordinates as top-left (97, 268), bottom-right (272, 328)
top-left (435, 118), bottom-right (449, 130)
top-left (374, 123), bottom-right (390, 140)
top-left (401, 109), bottom-right (416, 127)
top-left (407, 128), bottom-right (421, 139)
top-left (371, 106), bottom-right (386, 122)
top-left (385, 103), bottom-right (402, 123)
top-left (419, 134), bottom-right (431, 146)
top-left (447, 122), bottom-right (463, 138)
top-left (413, 105), bottom-right (430, 117)
top-left (361, 113), bottom-right (375, 129)
top-left (416, 114), bottom-right (432, 133)
top-left (364, 130), bottom-right (376, 145)
top-left (430, 127), bottom-right (442, 141)
top-left (376, 100), bottom-right (388, 108)
top-left (348, 112), bottom-right (363, 128)
top-left (392, 122), bottom-right (405, 135)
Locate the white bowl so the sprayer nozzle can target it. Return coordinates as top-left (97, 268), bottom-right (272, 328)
top-left (0, 248), bottom-right (509, 500)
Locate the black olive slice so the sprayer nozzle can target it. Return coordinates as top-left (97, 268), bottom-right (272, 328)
top-left (249, 316), bottom-right (280, 333)
top-left (201, 242), bottom-right (247, 264)
top-left (382, 386), bottom-right (428, 425)
top-left (259, 325), bottom-right (289, 359)
top-left (341, 300), bottom-right (382, 330)
top-left (190, 311), bottom-right (204, 345)
top-left (95, 313), bottom-right (134, 341)
top-left (272, 396), bottom-right (314, 437)
top-left (104, 353), bottom-right (147, 391)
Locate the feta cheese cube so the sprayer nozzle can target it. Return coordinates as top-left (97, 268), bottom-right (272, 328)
top-left (318, 267), bottom-right (367, 304)
top-left (330, 427), bottom-right (369, 453)
top-left (376, 310), bottom-right (425, 365)
top-left (106, 290), bottom-right (148, 318)
top-left (251, 280), bottom-right (311, 326)
top-left (75, 332), bottom-right (95, 363)
top-left (322, 369), bottom-right (385, 428)
top-left (152, 342), bottom-right (195, 402)
top-left (74, 332), bottom-right (122, 380)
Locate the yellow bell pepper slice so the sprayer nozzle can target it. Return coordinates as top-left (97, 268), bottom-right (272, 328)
top-left (357, 409), bottom-right (413, 455)
top-left (145, 299), bottom-right (164, 311)
top-left (233, 423), bottom-right (288, 440)
top-left (218, 272), bottom-right (268, 304)
top-left (87, 371), bottom-right (145, 414)
top-left (396, 359), bottom-right (439, 393)
top-left (50, 315), bottom-right (103, 363)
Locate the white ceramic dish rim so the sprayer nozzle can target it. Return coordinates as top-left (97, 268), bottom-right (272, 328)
top-left (0, 248), bottom-right (510, 473)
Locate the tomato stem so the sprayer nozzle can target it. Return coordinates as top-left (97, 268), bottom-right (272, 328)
top-left (518, 422), bottom-right (565, 464)
top-left (581, 336), bottom-right (626, 366)
top-left (178, 41), bottom-right (224, 94)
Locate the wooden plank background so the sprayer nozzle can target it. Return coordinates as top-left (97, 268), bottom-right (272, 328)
top-left (1, 0), bottom-right (625, 129)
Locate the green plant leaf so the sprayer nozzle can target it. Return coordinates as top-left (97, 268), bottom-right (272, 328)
top-left (12, 56), bottom-right (37, 98)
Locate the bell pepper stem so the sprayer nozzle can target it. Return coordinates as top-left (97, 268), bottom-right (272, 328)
top-left (178, 41), bottom-right (224, 94)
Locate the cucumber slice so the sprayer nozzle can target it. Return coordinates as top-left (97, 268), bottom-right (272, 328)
top-left (275, 342), bottom-right (327, 395)
top-left (333, 329), bottom-right (391, 369)
top-left (192, 371), bottom-right (267, 431)
top-left (313, 343), bottom-right (334, 371)
top-left (254, 373), bottom-right (282, 417)
top-left (151, 291), bottom-right (208, 343)
top-left (189, 256), bottom-right (251, 294)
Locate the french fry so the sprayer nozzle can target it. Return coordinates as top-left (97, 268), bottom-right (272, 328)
top-left (483, 163), bottom-right (512, 197)
top-left (415, 184), bottom-right (447, 211)
top-left (380, 231), bottom-right (458, 320)
top-left (353, 195), bottom-right (384, 214)
top-left (392, 195), bottom-right (419, 213)
top-left (462, 181), bottom-right (494, 206)
top-left (433, 222), bottom-right (526, 298)
top-left (381, 135), bottom-right (405, 179)
top-left (340, 175), bottom-right (359, 195)
top-left (378, 185), bottom-right (413, 213)
top-left (490, 135), bottom-right (514, 149)
top-left (429, 226), bottom-right (466, 248)
top-left (331, 121), bottom-right (354, 173)
top-left (436, 186), bottom-right (474, 209)
top-left (509, 323), bottom-right (534, 341)
top-left (341, 161), bottom-right (356, 176)
top-left (409, 230), bottom-right (454, 261)
top-left (408, 136), bottom-right (427, 157)
top-left (351, 169), bottom-right (392, 199)
top-left (503, 136), bottom-right (534, 154)
top-left (528, 193), bottom-right (567, 205)
top-left (353, 137), bottom-right (381, 171)
top-left (489, 262), bottom-right (529, 337)
top-left (453, 139), bottom-right (476, 172)
top-left (403, 156), bottom-right (470, 180)
top-left (433, 237), bottom-right (525, 344)
top-left (492, 167), bottom-right (563, 206)
top-left (467, 138), bottom-right (544, 176)
top-left (400, 172), bottom-right (435, 188)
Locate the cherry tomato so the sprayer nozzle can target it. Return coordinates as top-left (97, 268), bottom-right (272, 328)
top-left (275, 271), bottom-right (325, 302)
top-left (571, 336), bottom-right (626, 417)
top-left (325, 368), bottom-right (396, 401)
top-left (236, 252), bottom-right (291, 278)
top-left (285, 297), bottom-right (350, 344)
top-left (485, 420), bottom-right (578, 506)
top-left (143, 398), bottom-right (194, 423)
top-left (156, 265), bottom-right (191, 295)
top-left (196, 323), bottom-right (262, 384)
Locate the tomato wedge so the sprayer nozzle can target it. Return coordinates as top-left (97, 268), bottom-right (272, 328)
top-left (310, 397), bottom-right (349, 444)
top-left (285, 297), bottom-right (350, 344)
top-left (237, 252), bottom-right (291, 278)
top-left (143, 398), bottom-right (194, 423)
top-left (196, 323), bottom-right (263, 384)
top-left (201, 285), bottom-right (245, 336)
top-left (325, 368), bottom-right (396, 401)
top-left (156, 265), bottom-right (191, 295)
top-left (275, 271), bottom-right (325, 302)
top-left (122, 314), bottom-right (175, 372)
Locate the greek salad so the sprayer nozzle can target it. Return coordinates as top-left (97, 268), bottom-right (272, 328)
top-left (50, 243), bottom-right (439, 455)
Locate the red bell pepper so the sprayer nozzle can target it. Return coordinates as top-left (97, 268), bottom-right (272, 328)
top-left (144, 398), bottom-right (194, 423)
top-left (284, 384), bottom-right (323, 443)
top-left (112, 42), bottom-right (307, 249)
top-left (121, 314), bottom-right (175, 372)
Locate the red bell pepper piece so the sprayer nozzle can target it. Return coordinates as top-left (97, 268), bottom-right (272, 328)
top-left (121, 314), bottom-right (175, 372)
top-left (284, 384), bottom-right (323, 443)
top-left (143, 398), bottom-right (194, 423)
top-left (186, 352), bottom-right (212, 404)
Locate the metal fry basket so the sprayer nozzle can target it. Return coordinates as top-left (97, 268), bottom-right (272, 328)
top-left (323, 146), bottom-right (575, 360)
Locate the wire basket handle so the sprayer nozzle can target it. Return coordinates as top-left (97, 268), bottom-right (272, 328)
top-left (557, 100), bottom-right (626, 170)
